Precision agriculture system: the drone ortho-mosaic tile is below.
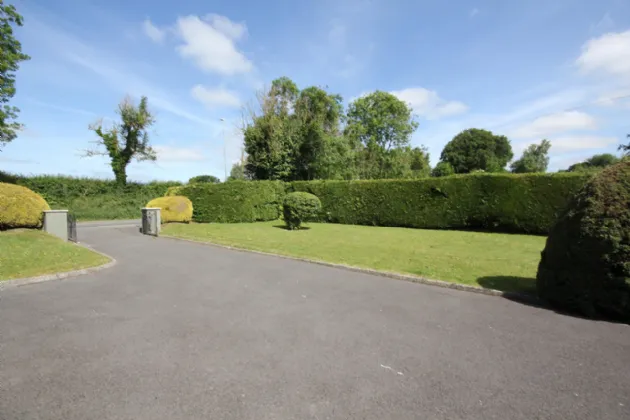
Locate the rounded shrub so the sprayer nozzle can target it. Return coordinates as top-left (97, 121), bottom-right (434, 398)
top-left (146, 196), bottom-right (193, 223)
top-left (0, 182), bottom-right (51, 230)
top-left (536, 160), bottom-right (630, 321)
top-left (283, 192), bottom-right (321, 230)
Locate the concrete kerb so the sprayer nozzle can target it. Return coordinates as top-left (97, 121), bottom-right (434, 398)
top-left (0, 244), bottom-right (116, 290)
top-left (158, 234), bottom-right (543, 305)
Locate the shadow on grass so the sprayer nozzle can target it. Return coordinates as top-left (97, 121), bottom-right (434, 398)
top-left (272, 225), bottom-right (311, 231)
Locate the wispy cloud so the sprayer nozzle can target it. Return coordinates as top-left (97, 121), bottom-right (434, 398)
top-left (510, 111), bottom-right (597, 139)
top-left (143, 18), bottom-right (166, 43)
top-left (391, 87), bottom-right (468, 120)
top-left (191, 85), bottom-right (241, 108)
top-left (154, 145), bottom-right (207, 162)
top-left (470, 8), bottom-right (479, 18)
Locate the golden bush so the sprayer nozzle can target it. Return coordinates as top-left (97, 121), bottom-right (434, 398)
top-left (146, 196), bottom-right (193, 223)
top-left (0, 183), bottom-right (51, 229)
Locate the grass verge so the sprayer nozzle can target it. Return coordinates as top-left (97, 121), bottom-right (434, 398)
top-left (162, 222), bottom-right (546, 294)
top-left (0, 230), bottom-right (110, 280)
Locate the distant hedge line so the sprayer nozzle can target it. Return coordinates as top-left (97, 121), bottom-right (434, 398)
top-left (290, 173), bottom-right (591, 234)
top-left (169, 181), bottom-right (285, 223)
top-left (168, 173), bottom-right (590, 234)
top-left (0, 171), bottom-right (181, 220)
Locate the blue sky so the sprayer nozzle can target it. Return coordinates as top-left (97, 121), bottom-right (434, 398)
top-left (2, 0), bottom-right (630, 181)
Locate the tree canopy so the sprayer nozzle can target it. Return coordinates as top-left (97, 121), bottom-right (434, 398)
top-left (0, 1), bottom-right (30, 150)
top-left (345, 91), bottom-right (419, 179)
top-left (567, 153), bottom-right (620, 172)
top-left (510, 139), bottom-right (551, 173)
top-left (86, 96), bottom-right (156, 185)
top-left (189, 175), bottom-right (221, 184)
top-left (439, 128), bottom-right (513, 173)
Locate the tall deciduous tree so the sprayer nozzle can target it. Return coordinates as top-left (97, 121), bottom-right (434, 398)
top-left (619, 134), bottom-right (629, 155)
top-left (0, 1), bottom-right (30, 150)
top-left (510, 139), bottom-right (551, 173)
top-left (439, 128), bottom-right (513, 173)
top-left (86, 96), bottom-right (156, 185)
top-left (345, 91), bottom-right (419, 179)
top-left (243, 77), bottom-right (349, 181)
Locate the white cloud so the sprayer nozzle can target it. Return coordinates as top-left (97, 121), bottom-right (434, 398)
top-left (174, 14), bottom-right (253, 75)
top-left (142, 18), bottom-right (165, 43)
top-left (470, 8), bottom-right (479, 18)
top-left (191, 85), bottom-right (241, 108)
top-left (154, 145), bottom-right (207, 162)
top-left (548, 135), bottom-right (618, 152)
top-left (576, 30), bottom-right (630, 78)
top-left (391, 87), bottom-right (468, 120)
top-left (205, 14), bottom-right (247, 40)
top-left (510, 111), bottom-right (597, 138)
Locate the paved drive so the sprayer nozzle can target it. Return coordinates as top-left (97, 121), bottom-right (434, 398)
top-left (1, 224), bottom-right (629, 419)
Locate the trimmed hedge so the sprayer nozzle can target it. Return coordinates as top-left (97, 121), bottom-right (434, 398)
top-left (290, 173), bottom-right (591, 234)
top-left (146, 196), bottom-right (193, 223)
top-left (174, 181), bottom-right (285, 223)
top-left (0, 183), bottom-right (51, 230)
top-left (0, 172), bottom-right (181, 220)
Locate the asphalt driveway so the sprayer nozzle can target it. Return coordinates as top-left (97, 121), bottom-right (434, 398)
top-left (1, 223), bottom-right (629, 419)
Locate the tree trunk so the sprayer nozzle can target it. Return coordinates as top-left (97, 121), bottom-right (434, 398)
top-left (113, 167), bottom-right (127, 186)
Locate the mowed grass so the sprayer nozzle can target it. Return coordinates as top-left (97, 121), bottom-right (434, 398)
top-left (162, 222), bottom-right (546, 294)
top-left (0, 230), bottom-right (110, 280)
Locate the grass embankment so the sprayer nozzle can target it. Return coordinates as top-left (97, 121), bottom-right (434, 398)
top-left (0, 230), bottom-right (109, 280)
top-left (162, 221), bottom-right (545, 294)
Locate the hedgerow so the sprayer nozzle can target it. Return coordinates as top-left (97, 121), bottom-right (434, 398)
top-left (290, 173), bottom-right (590, 234)
top-left (175, 181), bottom-right (285, 223)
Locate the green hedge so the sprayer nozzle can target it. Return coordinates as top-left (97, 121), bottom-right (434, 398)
top-left (175, 181), bottom-right (286, 223)
top-left (0, 171), bottom-right (181, 220)
top-left (290, 173), bottom-right (591, 234)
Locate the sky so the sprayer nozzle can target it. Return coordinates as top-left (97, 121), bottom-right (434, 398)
top-left (2, 0), bottom-right (630, 182)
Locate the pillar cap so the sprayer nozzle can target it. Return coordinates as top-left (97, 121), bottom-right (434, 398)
top-left (142, 207), bottom-right (162, 210)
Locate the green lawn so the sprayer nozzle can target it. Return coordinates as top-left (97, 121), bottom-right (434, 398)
top-left (162, 222), bottom-right (546, 294)
top-left (0, 230), bottom-right (110, 281)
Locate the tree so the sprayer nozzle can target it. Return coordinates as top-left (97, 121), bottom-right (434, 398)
top-left (0, 1), bottom-right (30, 150)
top-left (432, 161), bottom-right (454, 177)
top-left (408, 146), bottom-right (431, 178)
top-left (619, 134), bottom-right (629, 155)
top-left (567, 153), bottom-right (620, 172)
top-left (510, 139), bottom-right (551, 173)
top-left (189, 175), bottom-right (220, 184)
top-left (345, 91), bottom-right (419, 179)
top-left (243, 77), bottom-right (348, 181)
top-left (86, 96), bottom-right (156, 185)
top-left (439, 128), bottom-right (513, 173)
top-left (228, 162), bottom-right (248, 181)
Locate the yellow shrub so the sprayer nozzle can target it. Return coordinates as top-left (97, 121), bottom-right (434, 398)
top-left (146, 196), bottom-right (193, 223)
top-left (165, 186), bottom-right (184, 197)
top-left (0, 183), bottom-right (51, 229)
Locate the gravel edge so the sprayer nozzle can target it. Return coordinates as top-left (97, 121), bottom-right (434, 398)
top-left (159, 234), bottom-right (542, 305)
top-left (0, 244), bottom-right (117, 289)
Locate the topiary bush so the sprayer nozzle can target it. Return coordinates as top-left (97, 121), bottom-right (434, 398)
top-left (146, 196), bottom-right (193, 223)
top-left (283, 192), bottom-right (322, 230)
top-left (536, 160), bottom-right (630, 321)
top-left (0, 183), bottom-right (51, 230)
